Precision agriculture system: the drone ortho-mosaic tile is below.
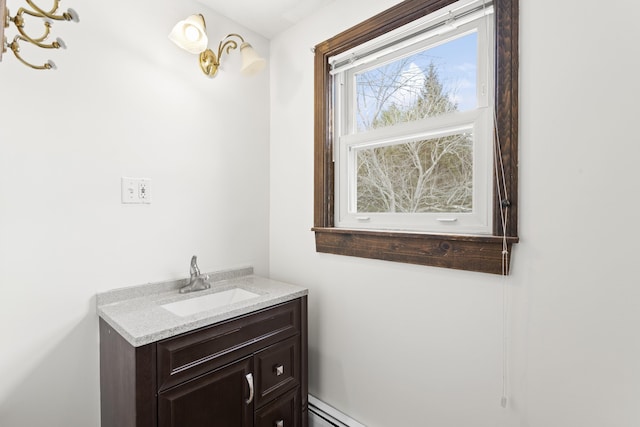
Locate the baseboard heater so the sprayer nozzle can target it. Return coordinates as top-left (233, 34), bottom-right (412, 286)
top-left (308, 395), bottom-right (367, 427)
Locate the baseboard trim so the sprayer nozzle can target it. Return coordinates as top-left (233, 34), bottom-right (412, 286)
top-left (308, 395), bottom-right (366, 427)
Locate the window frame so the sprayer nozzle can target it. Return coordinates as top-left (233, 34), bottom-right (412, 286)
top-left (313, 0), bottom-right (519, 275)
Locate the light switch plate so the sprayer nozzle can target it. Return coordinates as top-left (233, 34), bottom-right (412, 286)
top-left (121, 177), bottom-right (151, 204)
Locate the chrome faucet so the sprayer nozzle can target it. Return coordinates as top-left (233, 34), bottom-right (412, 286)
top-left (179, 255), bottom-right (211, 294)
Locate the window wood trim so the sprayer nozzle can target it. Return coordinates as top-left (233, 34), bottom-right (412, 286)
top-left (313, 0), bottom-right (519, 275)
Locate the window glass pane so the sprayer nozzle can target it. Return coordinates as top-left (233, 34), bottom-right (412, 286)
top-left (355, 32), bottom-right (478, 132)
top-left (355, 131), bottom-right (473, 213)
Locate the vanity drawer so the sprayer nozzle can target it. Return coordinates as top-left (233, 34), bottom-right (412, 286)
top-left (255, 335), bottom-right (300, 407)
top-left (157, 300), bottom-right (301, 392)
top-left (255, 387), bottom-right (300, 427)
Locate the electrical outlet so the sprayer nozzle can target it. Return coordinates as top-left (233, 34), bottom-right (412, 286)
top-left (121, 177), bottom-right (151, 204)
top-left (138, 179), bottom-right (151, 203)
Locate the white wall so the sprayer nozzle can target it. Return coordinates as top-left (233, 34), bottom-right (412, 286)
top-left (270, 1), bottom-right (640, 426)
top-left (0, 1), bottom-right (269, 425)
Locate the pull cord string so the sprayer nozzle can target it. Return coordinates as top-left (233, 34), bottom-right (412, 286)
top-left (483, 0), bottom-right (510, 412)
top-left (495, 83), bottom-right (510, 411)
top-left (495, 106), bottom-right (510, 411)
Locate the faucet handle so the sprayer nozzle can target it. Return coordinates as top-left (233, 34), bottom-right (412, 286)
top-left (190, 255), bottom-right (201, 277)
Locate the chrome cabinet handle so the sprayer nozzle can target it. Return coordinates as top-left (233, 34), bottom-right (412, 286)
top-left (275, 365), bottom-right (284, 376)
top-left (275, 420), bottom-right (284, 427)
top-left (245, 373), bottom-right (254, 404)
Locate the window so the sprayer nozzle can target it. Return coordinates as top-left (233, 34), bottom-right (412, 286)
top-left (333, 6), bottom-right (493, 234)
top-left (313, 0), bottom-right (519, 274)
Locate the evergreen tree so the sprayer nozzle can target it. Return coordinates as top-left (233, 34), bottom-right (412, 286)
top-left (416, 62), bottom-right (458, 118)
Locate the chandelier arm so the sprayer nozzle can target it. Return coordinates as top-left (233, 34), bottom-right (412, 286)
top-left (216, 34), bottom-right (245, 64)
top-left (13, 13), bottom-right (59, 46)
top-left (9, 36), bottom-right (53, 69)
top-left (217, 39), bottom-right (236, 60)
top-left (22, 0), bottom-right (72, 21)
top-left (226, 33), bottom-right (246, 43)
top-left (26, 0), bottom-right (59, 14)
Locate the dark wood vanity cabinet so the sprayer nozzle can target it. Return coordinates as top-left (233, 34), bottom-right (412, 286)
top-left (100, 297), bottom-right (308, 427)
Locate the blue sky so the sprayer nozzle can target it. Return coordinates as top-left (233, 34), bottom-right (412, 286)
top-left (356, 31), bottom-right (478, 129)
top-left (423, 31), bottom-right (478, 111)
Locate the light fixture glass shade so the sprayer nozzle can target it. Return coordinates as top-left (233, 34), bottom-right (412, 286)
top-left (169, 14), bottom-right (208, 54)
top-left (239, 42), bottom-right (266, 76)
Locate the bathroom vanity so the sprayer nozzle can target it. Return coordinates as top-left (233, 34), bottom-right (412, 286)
top-left (97, 268), bottom-right (308, 427)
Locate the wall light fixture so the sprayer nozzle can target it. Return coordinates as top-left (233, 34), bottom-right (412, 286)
top-left (1, 0), bottom-right (78, 70)
top-left (169, 14), bottom-right (265, 78)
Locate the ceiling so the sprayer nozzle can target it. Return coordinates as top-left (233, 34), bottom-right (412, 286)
top-left (195, 0), bottom-right (335, 39)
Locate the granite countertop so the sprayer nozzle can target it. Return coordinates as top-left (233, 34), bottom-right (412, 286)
top-left (96, 267), bottom-right (308, 347)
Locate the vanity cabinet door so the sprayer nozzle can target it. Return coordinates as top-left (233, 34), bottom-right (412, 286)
top-left (158, 357), bottom-right (253, 427)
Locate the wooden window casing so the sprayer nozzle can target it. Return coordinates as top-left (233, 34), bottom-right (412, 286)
top-left (313, 0), bottom-right (519, 275)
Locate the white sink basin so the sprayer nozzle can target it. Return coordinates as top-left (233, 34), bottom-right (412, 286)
top-left (161, 287), bottom-right (260, 317)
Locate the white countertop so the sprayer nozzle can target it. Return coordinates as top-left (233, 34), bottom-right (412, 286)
top-left (96, 268), bottom-right (308, 347)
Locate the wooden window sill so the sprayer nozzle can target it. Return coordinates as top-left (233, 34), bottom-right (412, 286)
top-left (312, 227), bottom-right (518, 275)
